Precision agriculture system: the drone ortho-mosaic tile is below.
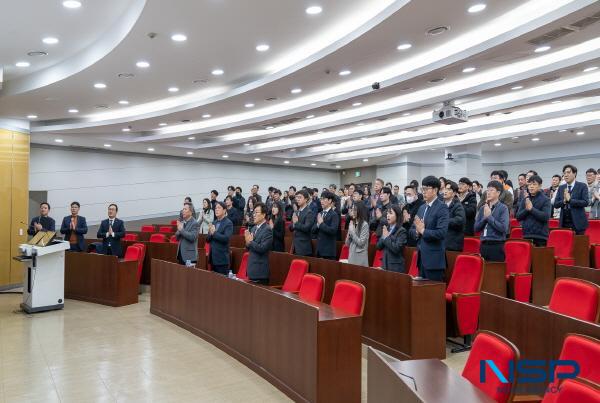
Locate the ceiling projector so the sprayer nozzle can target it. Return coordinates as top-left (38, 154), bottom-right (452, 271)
top-left (433, 101), bottom-right (468, 124)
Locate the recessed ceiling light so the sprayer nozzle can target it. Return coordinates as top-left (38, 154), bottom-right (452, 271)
top-left (335, 165), bottom-right (341, 169)
top-left (254, 157), bottom-right (261, 161)
top-left (27, 115), bottom-right (38, 119)
top-left (467, 3), bottom-right (486, 13)
top-left (584, 66), bottom-right (598, 72)
top-left (265, 126), bottom-right (274, 130)
top-left (396, 43), bottom-right (412, 50)
top-left (68, 108), bottom-right (78, 113)
top-left (202, 114), bottom-right (211, 118)
top-left (171, 33), bottom-right (187, 42)
top-left (256, 44), bottom-right (270, 52)
top-left (186, 151), bottom-right (194, 155)
top-left (147, 148), bottom-right (155, 152)
top-left (352, 102), bottom-right (362, 107)
top-left (118, 100), bottom-right (129, 105)
top-left (306, 115), bottom-right (315, 119)
top-left (362, 158), bottom-right (369, 162)
top-left (243, 143), bottom-right (251, 146)
top-left (402, 112), bottom-right (411, 116)
top-left (188, 137), bottom-right (195, 140)
top-left (245, 103), bottom-right (255, 108)
top-left (122, 128), bottom-right (130, 132)
top-left (339, 70), bottom-right (351, 76)
top-left (558, 129), bottom-right (567, 132)
top-left (512, 137), bottom-right (519, 139)
top-left (534, 45), bottom-right (551, 53)
top-left (551, 100), bottom-right (562, 104)
top-left (158, 122), bottom-right (167, 126)
top-left (310, 163), bottom-right (317, 166)
top-left (426, 26), bottom-right (449, 36)
top-left (54, 139), bottom-right (64, 143)
top-left (136, 61), bottom-right (150, 68)
top-left (62, 0), bottom-right (81, 8)
top-left (576, 131), bottom-right (585, 135)
top-left (356, 122), bottom-right (364, 126)
top-left (27, 51), bottom-right (47, 57)
top-left (222, 155), bottom-right (229, 158)
top-left (42, 37), bottom-right (59, 45)
top-left (15, 61), bottom-right (30, 67)
top-left (305, 6), bottom-right (322, 15)
top-left (283, 160), bottom-right (290, 164)
top-left (104, 144), bottom-right (111, 147)
top-left (361, 137), bottom-right (368, 140)
top-left (531, 137), bottom-right (540, 142)
top-left (494, 143), bottom-right (502, 147)
top-left (94, 83), bottom-right (106, 89)
top-left (511, 85), bottom-right (523, 90)
top-left (290, 88), bottom-right (302, 94)
top-left (168, 87), bottom-right (179, 92)
top-left (462, 67), bottom-right (476, 73)
top-left (211, 69), bottom-right (224, 76)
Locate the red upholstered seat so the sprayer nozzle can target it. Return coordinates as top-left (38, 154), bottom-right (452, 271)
top-left (509, 218), bottom-right (519, 228)
top-left (549, 218), bottom-right (559, 228)
top-left (123, 245), bottom-right (142, 262)
top-left (149, 233), bottom-right (166, 243)
top-left (330, 280), bottom-right (366, 315)
top-left (585, 220), bottom-right (600, 244)
top-left (159, 226), bottom-right (172, 233)
top-left (548, 229), bottom-right (575, 266)
top-left (170, 219), bottom-right (178, 225)
top-left (237, 252), bottom-right (249, 280)
top-left (369, 232), bottom-right (378, 245)
top-left (462, 237), bottom-right (481, 254)
top-left (123, 233), bottom-right (138, 241)
top-left (542, 334), bottom-right (600, 403)
top-left (338, 244), bottom-right (349, 261)
top-left (140, 225), bottom-right (155, 232)
top-left (239, 227), bottom-right (246, 235)
top-left (594, 246), bottom-right (600, 270)
top-left (548, 278), bottom-right (600, 322)
top-left (446, 254), bottom-right (483, 339)
top-left (131, 243), bottom-right (146, 282)
top-left (298, 274), bottom-right (325, 303)
top-left (408, 250), bottom-right (419, 277)
top-left (204, 242), bottom-right (210, 256)
top-left (372, 249), bottom-right (383, 268)
top-left (462, 331), bottom-right (519, 403)
top-left (281, 259), bottom-right (309, 292)
top-left (169, 235), bottom-right (178, 244)
top-left (505, 241), bottom-right (533, 302)
top-left (549, 378), bottom-right (600, 403)
top-left (509, 227), bottom-right (523, 239)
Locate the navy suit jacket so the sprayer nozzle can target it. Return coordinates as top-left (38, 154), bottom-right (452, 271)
top-left (290, 207), bottom-right (315, 256)
top-left (246, 222), bottom-right (273, 281)
top-left (410, 199), bottom-right (449, 273)
top-left (60, 215), bottom-right (88, 251)
top-left (312, 209), bottom-right (340, 258)
top-left (207, 217), bottom-right (233, 267)
top-left (553, 181), bottom-right (589, 232)
top-left (96, 218), bottom-right (126, 257)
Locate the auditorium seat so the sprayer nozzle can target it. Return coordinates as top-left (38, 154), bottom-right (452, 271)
top-left (585, 221), bottom-right (600, 269)
top-left (123, 245), bottom-right (142, 263)
top-left (131, 243), bottom-right (146, 283)
top-left (548, 229), bottom-right (575, 266)
top-left (239, 227), bottom-right (246, 235)
top-left (237, 252), bottom-right (249, 280)
top-left (141, 225), bottom-right (155, 232)
top-left (298, 274), bottom-right (325, 303)
top-left (552, 378), bottom-right (600, 403)
top-left (170, 219), bottom-right (178, 225)
top-left (446, 254), bottom-right (484, 352)
top-left (149, 233), bottom-right (166, 243)
top-left (338, 244), bottom-right (349, 263)
top-left (169, 235), bottom-right (178, 244)
top-left (280, 259), bottom-right (309, 292)
top-left (408, 250), bottom-right (419, 277)
top-left (204, 242), bottom-right (210, 256)
top-left (548, 278), bottom-right (600, 322)
top-left (549, 218), bottom-right (560, 228)
top-left (461, 330), bottom-right (519, 403)
top-left (509, 218), bottom-right (519, 228)
top-left (159, 226), bottom-right (172, 233)
top-left (542, 334), bottom-right (600, 403)
top-left (123, 233), bottom-right (138, 241)
top-left (372, 249), bottom-right (383, 268)
top-left (504, 241), bottom-right (533, 302)
top-left (462, 237), bottom-right (481, 254)
top-left (330, 280), bottom-right (366, 315)
top-left (509, 227), bottom-right (523, 239)
top-left (369, 232), bottom-right (378, 245)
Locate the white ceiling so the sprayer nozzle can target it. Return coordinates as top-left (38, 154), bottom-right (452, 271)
top-left (2, 0), bottom-right (600, 169)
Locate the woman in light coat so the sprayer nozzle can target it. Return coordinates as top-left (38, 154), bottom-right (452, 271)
top-left (198, 198), bottom-right (214, 234)
top-left (345, 200), bottom-right (370, 267)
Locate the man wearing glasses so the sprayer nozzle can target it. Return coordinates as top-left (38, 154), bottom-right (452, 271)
top-left (475, 181), bottom-right (510, 261)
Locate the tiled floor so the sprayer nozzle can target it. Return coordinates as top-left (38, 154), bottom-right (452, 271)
top-left (0, 292), bottom-right (469, 402)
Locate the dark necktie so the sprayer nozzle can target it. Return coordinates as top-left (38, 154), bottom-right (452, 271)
top-left (568, 185), bottom-right (572, 193)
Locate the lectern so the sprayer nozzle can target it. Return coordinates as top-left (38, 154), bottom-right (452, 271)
top-left (14, 232), bottom-right (70, 313)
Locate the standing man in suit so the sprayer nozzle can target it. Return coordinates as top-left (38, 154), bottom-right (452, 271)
top-left (28, 202), bottom-right (55, 235)
top-left (97, 204), bottom-right (126, 257)
top-left (60, 201), bottom-right (88, 251)
top-left (312, 191), bottom-right (340, 260)
top-left (207, 202), bottom-right (233, 275)
top-left (410, 176), bottom-right (449, 281)
top-left (244, 203), bottom-right (273, 284)
top-left (290, 189), bottom-right (315, 256)
top-left (176, 203), bottom-right (199, 266)
top-left (475, 181), bottom-right (510, 261)
top-left (224, 196), bottom-right (242, 226)
top-left (554, 164), bottom-right (589, 235)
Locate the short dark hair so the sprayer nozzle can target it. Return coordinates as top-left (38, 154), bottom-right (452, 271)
top-left (404, 185), bottom-right (416, 192)
top-left (354, 189), bottom-right (364, 196)
top-left (211, 190), bottom-right (219, 196)
top-left (296, 189), bottom-right (310, 200)
top-left (385, 182), bottom-right (393, 188)
top-left (518, 173), bottom-right (526, 179)
top-left (224, 195), bottom-right (233, 202)
top-left (253, 184), bottom-right (260, 189)
top-left (500, 170), bottom-right (509, 181)
top-left (562, 164), bottom-right (577, 175)
top-left (235, 186), bottom-right (242, 192)
top-left (491, 170), bottom-right (506, 180)
top-left (458, 177), bottom-right (472, 186)
top-left (586, 168), bottom-right (597, 175)
top-left (487, 181), bottom-right (503, 192)
top-left (254, 202), bottom-right (267, 215)
top-left (381, 186), bottom-right (392, 195)
top-left (329, 184), bottom-right (337, 190)
top-left (527, 170), bottom-right (538, 176)
top-left (552, 174), bottom-right (562, 180)
top-left (70, 201), bottom-right (80, 208)
top-left (472, 180), bottom-right (481, 187)
top-left (108, 203), bottom-right (118, 211)
top-left (183, 202), bottom-right (193, 209)
top-left (184, 197), bottom-right (192, 203)
top-left (320, 191), bottom-right (336, 201)
top-left (227, 185), bottom-right (235, 191)
top-left (273, 188), bottom-right (282, 195)
top-left (527, 175), bottom-right (543, 185)
top-left (215, 201), bottom-right (226, 210)
top-left (40, 202), bottom-right (50, 209)
top-left (393, 184), bottom-right (400, 189)
top-left (410, 179), bottom-right (419, 188)
top-left (268, 186), bottom-right (275, 192)
top-left (375, 178), bottom-right (384, 185)
top-left (421, 175), bottom-right (441, 191)
top-left (289, 186), bottom-right (296, 192)
top-left (445, 180), bottom-right (459, 193)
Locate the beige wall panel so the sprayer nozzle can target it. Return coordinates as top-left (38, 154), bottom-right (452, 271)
top-left (0, 130), bottom-right (13, 286)
top-left (10, 132), bottom-right (29, 284)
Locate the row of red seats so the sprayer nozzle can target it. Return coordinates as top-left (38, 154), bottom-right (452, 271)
top-left (124, 233), bottom-right (178, 243)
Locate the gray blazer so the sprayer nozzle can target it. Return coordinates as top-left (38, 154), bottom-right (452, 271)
top-left (247, 222), bottom-right (273, 281)
top-left (345, 221), bottom-right (369, 267)
top-left (176, 218), bottom-right (199, 262)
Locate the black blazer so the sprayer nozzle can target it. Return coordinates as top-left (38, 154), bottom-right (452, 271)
top-left (207, 217), bottom-right (233, 267)
top-left (376, 225), bottom-right (407, 273)
top-left (289, 207), bottom-right (315, 256)
top-left (553, 181), bottom-right (589, 232)
top-left (460, 192), bottom-right (478, 236)
top-left (96, 218), bottom-right (126, 257)
top-left (312, 209), bottom-right (340, 258)
top-left (247, 223), bottom-right (273, 281)
top-left (271, 217), bottom-right (285, 252)
top-left (60, 215), bottom-right (88, 251)
top-left (409, 199), bottom-right (449, 272)
top-left (27, 216), bottom-right (55, 235)
top-left (226, 207), bottom-right (242, 227)
top-left (446, 199), bottom-right (466, 252)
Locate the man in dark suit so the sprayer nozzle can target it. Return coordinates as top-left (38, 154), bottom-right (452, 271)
top-left (176, 203), bottom-right (199, 266)
top-left (207, 202), bottom-right (233, 275)
top-left (96, 203), bottom-right (126, 257)
top-left (312, 191), bottom-right (340, 260)
top-left (244, 202), bottom-right (273, 284)
top-left (28, 202), bottom-right (55, 235)
top-left (224, 195), bottom-right (242, 226)
top-left (60, 201), bottom-right (88, 251)
top-left (410, 176), bottom-right (449, 281)
top-left (289, 189), bottom-right (315, 256)
top-left (553, 164), bottom-right (589, 235)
